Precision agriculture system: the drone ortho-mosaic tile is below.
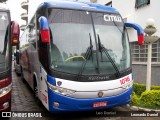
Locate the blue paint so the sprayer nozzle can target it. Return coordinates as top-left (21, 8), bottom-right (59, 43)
top-left (39, 16), bottom-right (49, 30)
top-left (125, 22), bottom-right (144, 35)
top-left (47, 75), bottom-right (56, 86)
top-left (38, 1), bottom-right (118, 13)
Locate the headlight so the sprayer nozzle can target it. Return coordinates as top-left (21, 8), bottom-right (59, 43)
top-left (47, 82), bottom-right (76, 96)
top-left (0, 83), bottom-right (12, 97)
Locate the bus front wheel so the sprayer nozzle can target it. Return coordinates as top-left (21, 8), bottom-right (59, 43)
top-left (33, 76), bottom-right (41, 105)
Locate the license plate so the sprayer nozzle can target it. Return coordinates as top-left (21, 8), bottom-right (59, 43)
top-left (93, 101), bottom-right (107, 108)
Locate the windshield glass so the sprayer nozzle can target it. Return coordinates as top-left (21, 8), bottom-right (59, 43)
top-left (0, 11), bottom-right (9, 72)
top-left (48, 9), bottom-right (130, 75)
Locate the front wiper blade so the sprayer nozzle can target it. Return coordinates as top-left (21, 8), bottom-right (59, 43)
top-left (97, 34), bottom-right (121, 78)
top-left (76, 33), bottom-right (93, 80)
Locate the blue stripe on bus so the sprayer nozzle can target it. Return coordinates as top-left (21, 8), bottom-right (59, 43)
top-left (38, 1), bottom-right (118, 13)
top-left (124, 23), bottom-right (144, 35)
top-left (47, 75), bottom-right (56, 86)
top-left (48, 87), bottom-right (132, 112)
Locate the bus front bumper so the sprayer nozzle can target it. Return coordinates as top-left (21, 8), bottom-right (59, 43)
top-left (48, 87), bottom-right (132, 112)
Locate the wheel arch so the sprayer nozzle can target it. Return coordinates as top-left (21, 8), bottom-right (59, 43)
top-left (33, 72), bottom-right (38, 89)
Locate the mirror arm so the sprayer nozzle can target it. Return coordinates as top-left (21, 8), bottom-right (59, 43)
top-left (125, 22), bottom-right (144, 45)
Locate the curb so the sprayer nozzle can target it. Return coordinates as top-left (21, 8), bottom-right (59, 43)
top-left (122, 104), bottom-right (160, 112)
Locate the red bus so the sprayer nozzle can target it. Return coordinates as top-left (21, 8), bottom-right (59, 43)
top-left (0, 3), bottom-right (20, 112)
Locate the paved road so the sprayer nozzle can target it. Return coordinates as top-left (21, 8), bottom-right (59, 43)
top-left (2, 68), bottom-right (159, 120)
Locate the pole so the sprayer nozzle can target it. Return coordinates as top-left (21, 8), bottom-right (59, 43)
top-left (146, 43), bottom-right (152, 90)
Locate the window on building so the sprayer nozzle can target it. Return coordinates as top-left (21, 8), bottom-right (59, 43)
top-left (130, 39), bottom-right (160, 63)
top-left (135, 0), bottom-right (150, 8)
top-left (105, 1), bottom-right (112, 7)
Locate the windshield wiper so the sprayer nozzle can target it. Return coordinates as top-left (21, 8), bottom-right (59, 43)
top-left (76, 33), bottom-right (93, 80)
top-left (97, 34), bottom-right (121, 78)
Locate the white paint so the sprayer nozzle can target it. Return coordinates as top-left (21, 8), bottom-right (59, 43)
top-left (104, 14), bottom-right (122, 22)
top-left (55, 74), bottom-right (132, 91)
top-left (39, 67), bottom-right (49, 110)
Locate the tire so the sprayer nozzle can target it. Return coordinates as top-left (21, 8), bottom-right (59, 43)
top-left (15, 69), bottom-right (21, 76)
top-left (33, 78), bottom-right (41, 105)
top-left (34, 85), bottom-right (38, 99)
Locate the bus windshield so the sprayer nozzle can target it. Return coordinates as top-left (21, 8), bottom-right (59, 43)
top-left (0, 11), bottom-right (9, 72)
top-left (48, 9), bottom-right (130, 76)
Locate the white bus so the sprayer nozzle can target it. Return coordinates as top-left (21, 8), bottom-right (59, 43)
top-left (19, 1), bottom-right (144, 112)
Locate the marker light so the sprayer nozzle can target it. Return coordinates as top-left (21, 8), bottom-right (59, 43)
top-left (47, 82), bottom-right (75, 96)
top-left (138, 34), bottom-right (144, 45)
top-left (53, 102), bottom-right (59, 108)
top-left (11, 21), bottom-right (20, 46)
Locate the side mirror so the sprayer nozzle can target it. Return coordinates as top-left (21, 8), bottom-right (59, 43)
top-left (125, 22), bottom-right (144, 45)
top-left (39, 16), bottom-right (50, 44)
top-left (11, 21), bottom-right (20, 46)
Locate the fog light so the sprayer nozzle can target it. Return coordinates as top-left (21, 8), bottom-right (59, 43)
top-left (53, 102), bottom-right (59, 108)
top-left (3, 102), bottom-right (9, 109)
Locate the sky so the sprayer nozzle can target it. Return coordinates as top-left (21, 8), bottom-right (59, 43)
top-left (6, 0), bottom-right (81, 26)
top-left (4, 0), bottom-right (64, 36)
top-left (6, 0), bottom-right (49, 35)
top-left (6, 0), bottom-right (25, 25)
top-left (5, 0), bottom-right (90, 35)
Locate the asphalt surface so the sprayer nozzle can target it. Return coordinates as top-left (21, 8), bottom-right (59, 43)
top-left (1, 66), bottom-right (159, 120)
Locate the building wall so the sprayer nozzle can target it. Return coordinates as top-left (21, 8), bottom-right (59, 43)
top-left (132, 64), bottom-right (160, 86)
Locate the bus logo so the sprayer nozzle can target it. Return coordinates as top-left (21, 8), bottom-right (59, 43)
top-left (57, 81), bottom-right (62, 86)
top-left (104, 14), bottom-right (122, 22)
top-left (98, 91), bottom-right (104, 98)
top-left (120, 76), bottom-right (130, 85)
top-left (88, 76), bottom-right (109, 80)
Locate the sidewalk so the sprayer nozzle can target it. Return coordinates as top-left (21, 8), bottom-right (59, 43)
top-left (125, 104), bottom-right (160, 112)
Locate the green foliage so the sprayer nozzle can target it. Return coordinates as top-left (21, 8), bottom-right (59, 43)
top-left (133, 82), bottom-right (160, 95)
top-left (130, 92), bottom-right (140, 106)
top-left (131, 83), bottom-right (160, 109)
top-left (140, 90), bottom-right (160, 109)
top-left (133, 82), bottom-right (146, 96)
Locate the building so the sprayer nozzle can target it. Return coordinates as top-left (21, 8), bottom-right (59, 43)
top-left (20, 0), bottom-right (28, 31)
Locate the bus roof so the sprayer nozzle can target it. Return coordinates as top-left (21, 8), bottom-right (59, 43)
top-left (38, 0), bottom-right (118, 13)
